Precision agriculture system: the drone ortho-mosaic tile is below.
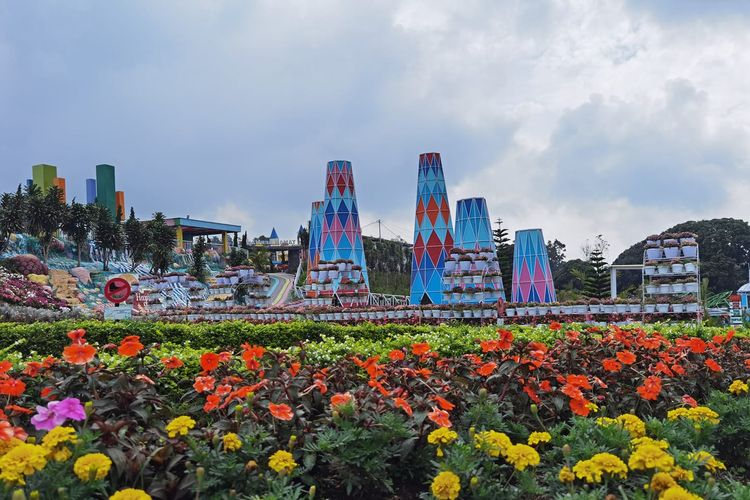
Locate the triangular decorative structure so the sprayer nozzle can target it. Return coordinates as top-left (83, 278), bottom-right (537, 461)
top-left (454, 197), bottom-right (494, 250)
top-left (270, 228), bottom-right (279, 239)
top-left (410, 152), bottom-right (454, 305)
top-left (306, 201), bottom-right (325, 284)
top-left (511, 229), bottom-right (556, 303)
top-left (319, 161), bottom-right (370, 297)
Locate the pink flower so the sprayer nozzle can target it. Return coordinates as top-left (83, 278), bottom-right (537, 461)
top-left (30, 404), bottom-right (65, 431)
top-left (54, 398), bottom-right (86, 421)
top-left (30, 398), bottom-right (86, 431)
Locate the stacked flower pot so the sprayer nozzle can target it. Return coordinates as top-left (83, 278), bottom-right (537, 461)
top-left (642, 232), bottom-right (701, 317)
top-left (441, 247), bottom-right (505, 307)
top-left (304, 259), bottom-right (368, 308)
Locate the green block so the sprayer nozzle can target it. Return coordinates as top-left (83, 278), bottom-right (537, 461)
top-left (32, 164), bottom-right (57, 193)
top-left (96, 164), bottom-right (116, 216)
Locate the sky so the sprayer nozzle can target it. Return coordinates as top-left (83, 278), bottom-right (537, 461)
top-left (1, 0), bottom-right (749, 259)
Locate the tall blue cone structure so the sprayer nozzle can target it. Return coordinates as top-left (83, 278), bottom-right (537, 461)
top-left (306, 201), bottom-right (324, 284)
top-left (319, 161), bottom-right (370, 293)
top-left (410, 152), bottom-right (454, 305)
top-left (512, 229), bottom-right (557, 303)
top-left (454, 198), bottom-right (494, 250)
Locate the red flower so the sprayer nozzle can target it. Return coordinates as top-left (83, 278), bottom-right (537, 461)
top-left (393, 397), bottom-right (413, 416)
top-left (428, 407), bottom-right (452, 428)
top-left (204, 394), bottom-right (221, 412)
top-left (66, 329), bottom-right (87, 344)
top-left (549, 321), bottom-right (562, 331)
top-left (200, 352), bottom-right (220, 372)
top-left (653, 362), bottom-right (673, 377)
top-left (705, 359), bottom-right (722, 372)
top-left (616, 350), bottom-right (636, 365)
top-left (682, 395), bottom-right (698, 408)
top-left (411, 343), bottom-right (431, 356)
top-left (118, 335), bottom-right (144, 357)
top-left (0, 421), bottom-right (27, 442)
top-left (269, 402), bottom-right (294, 421)
top-left (602, 358), bottom-right (622, 372)
top-left (0, 360), bottom-right (11, 374)
top-left (539, 380), bottom-right (553, 392)
top-left (476, 362), bottom-right (497, 377)
top-left (5, 404), bottom-right (33, 415)
top-left (566, 374), bottom-right (592, 390)
top-left (432, 396), bottom-right (455, 411)
top-left (62, 343), bottom-right (96, 365)
top-left (330, 392), bottom-right (354, 410)
top-left (480, 340), bottom-right (500, 353)
top-left (289, 362), bottom-right (301, 377)
top-left (193, 376), bottom-right (216, 393)
top-left (497, 329), bottom-right (514, 349)
top-left (671, 363), bottom-right (686, 376)
top-left (569, 398), bottom-right (591, 417)
top-left (636, 376), bottom-right (662, 401)
top-left (562, 384), bottom-right (584, 401)
top-left (23, 361), bottom-right (42, 377)
top-left (0, 378), bottom-right (25, 397)
top-left (161, 356), bottom-right (184, 370)
top-left (368, 379), bottom-right (392, 396)
top-left (40, 387), bottom-right (54, 399)
top-left (678, 338), bottom-right (707, 354)
top-left (388, 349), bottom-right (405, 361)
top-left (523, 384), bottom-right (540, 403)
top-left (566, 330), bottom-right (580, 341)
top-left (637, 335), bottom-right (662, 350)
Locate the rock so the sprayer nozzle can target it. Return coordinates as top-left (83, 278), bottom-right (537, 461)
top-left (77, 293), bottom-right (86, 302)
top-left (69, 267), bottom-right (91, 285)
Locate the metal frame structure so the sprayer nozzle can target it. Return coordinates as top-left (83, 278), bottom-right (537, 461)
top-left (641, 238), bottom-right (701, 322)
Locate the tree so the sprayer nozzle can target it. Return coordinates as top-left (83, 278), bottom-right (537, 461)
top-left (124, 208), bottom-right (149, 271)
top-left (0, 185), bottom-right (26, 253)
top-left (63, 199), bottom-right (92, 266)
top-left (298, 226), bottom-right (310, 251)
top-left (546, 239), bottom-right (567, 275)
top-left (493, 219), bottom-right (513, 290)
top-left (146, 212), bottom-right (176, 276)
top-left (26, 186), bottom-right (67, 262)
top-left (248, 246), bottom-right (271, 273)
top-left (583, 235), bottom-right (610, 299)
top-left (241, 231), bottom-right (248, 249)
top-left (93, 205), bottom-right (124, 271)
top-left (232, 232), bottom-right (238, 248)
top-left (228, 247), bottom-right (247, 267)
top-left (190, 235), bottom-right (209, 283)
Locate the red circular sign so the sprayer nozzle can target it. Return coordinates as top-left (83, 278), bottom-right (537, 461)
top-left (104, 277), bottom-right (132, 304)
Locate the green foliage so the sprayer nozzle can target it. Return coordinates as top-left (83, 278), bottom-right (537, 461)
top-left (227, 247), bottom-right (247, 267)
top-left (248, 246), bottom-right (271, 273)
top-left (123, 207), bottom-right (149, 272)
top-left (583, 235), bottom-right (610, 299)
top-left (368, 270), bottom-right (410, 295)
top-left (190, 235), bottom-right (209, 283)
top-left (146, 212), bottom-right (176, 276)
top-left (26, 185), bottom-right (67, 262)
top-left (494, 219), bottom-right (513, 290)
top-left (63, 199), bottom-right (93, 266)
top-left (92, 203), bottom-right (124, 272)
top-left (0, 184), bottom-right (26, 253)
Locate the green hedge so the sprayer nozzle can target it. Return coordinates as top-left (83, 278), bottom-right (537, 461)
top-left (0, 320), bottom-right (743, 357)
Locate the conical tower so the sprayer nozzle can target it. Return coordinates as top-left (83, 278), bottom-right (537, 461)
top-left (320, 161), bottom-right (370, 293)
top-left (512, 228), bottom-right (556, 303)
top-left (306, 201), bottom-right (324, 284)
top-left (454, 197), bottom-right (494, 250)
top-left (410, 152), bottom-right (454, 305)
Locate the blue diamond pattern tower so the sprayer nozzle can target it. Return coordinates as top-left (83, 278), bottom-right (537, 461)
top-left (410, 152), bottom-right (455, 305)
top-left (512, 228), bottom-right (557, 303)
top-left (306, 201), bottom-right (325, 284)
top-left (454, 197), bottom-right (495, 250)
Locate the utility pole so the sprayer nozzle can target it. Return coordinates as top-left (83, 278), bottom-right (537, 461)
top-left (377, 219), bottom-right (381, 240)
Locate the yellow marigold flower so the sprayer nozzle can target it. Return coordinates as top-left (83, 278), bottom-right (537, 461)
top-left (631, 437), bottom-right (669, 450)
top-left (41, 426), bottom-right (77, 449)
top-left (668, 407), bottom-right (719, 425)
top-left (598, 414), bottom-right (645, 438)
top-left (586, 402), bottom-right (599, 412)
top-left (268, 450), bottom-right (298, 475)
top-left (504, 444), bottom-right (540, 471)
top-left (0, 438), bottom-right (23, 457)
top-left (222, 433), bottom-right (242, 452)
top-left (428, 428), bottom-right (458, 457)
top-left (590, 452), bottom-right (628, 479)
top-left (729, 379), bottom-right (749, 395)
top-left (527, 431), bottom-right (552, 446)
top-left (165, 416), bottom-right (196, 438)
top-left (558, 466), bottom-right (575, 483)
top-left (430, 471), bottom-right (461, 500)
top-left (670, 466), bottom-right (694, 482)
top-left (688, 450), bottom-right (726, 473)
top-left (0, 444), bottom-right (48, 485)
top-left (49, 446), bottom-right (72, 462)
top-left (474, 430), bottom-right (512, 458)
top-left (649, 471), bottom-right (677, 493)
top-left (572, 459), bottom-right (602, 483)
top-left (109, 488), bottom-right (152, 500)
top-left (628, 444), bottom-right (674, 471)
top-left (74, 453), bottom-right (112, 481)
top-left (659, 485), bottom-right (703, 500)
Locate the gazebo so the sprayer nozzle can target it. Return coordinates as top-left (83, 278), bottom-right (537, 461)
top-left (164, 217), bottom-right (241, 254)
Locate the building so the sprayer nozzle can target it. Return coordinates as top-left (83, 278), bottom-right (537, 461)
top-left (165, 217), bottom-right (241, 254)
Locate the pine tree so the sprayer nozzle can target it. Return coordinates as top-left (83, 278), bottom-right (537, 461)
top-left (147, 212), bottom-right (176, 276)
top-left (232, 232), bottom-right (238, 248)
top-left (0, 185), bottom-right (26, 253)
top-left (228, 247), bottom-right (246, 267)
top-left (493, 219), bottom-right (513, 291)
top-left (583, 235), bottom-right (610, 299)
top-left (63, 199), bottom-right (92, 266)
top-left (241, 231), bottom-right (248, 249)
top-left (93, 204), bottom-right (124, 271)
top-left (190, 235), bottom-right (209, 283)
top-left (124, 208), bottom-right (149, 271)
top-left (26, 185), bottom-right (67, 262)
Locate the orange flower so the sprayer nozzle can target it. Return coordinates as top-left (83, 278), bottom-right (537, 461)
top-left (193, 376), bottom-right (216, 393)
top-left (40, 387), bottom-right (54, 399)
top-left (388, 349), bottom-right (405, 361)
top-left (561, 384), bottom-right (584, 401)
top-left (0, 421), bottom-right (27, 442)
top-left (745, 358), bottom-right (750, 370)
top-left (215, 384), bottom-right (232, 396)
top-left (704, 359), bottom-right (722, 372)
top-left (200, 352), bottom-right (220, 372)
top-left (0, 378), bottom-right (25, 397)
top-left (416, 368), bottom-right (432, 379)
top-left (476, 362), bottom-right (497, 377)
top-left (42, 356), bottom-right (57, 369)
top-left (118, 335), bottom-right (144, 357)
top-left (497, 329), bottom-right (514, 349)
top-left (330, 392), bottom-right (354, 410)
top-left (67, 328), bottom-right (87, 344)
top-left (412, 343), bottom-right (431, 356)
top-left (204, 394), bottom-right (221, 412)
top-left (432, 396), bottom-right (455, 411)
top-left (368, 379), bottom-right (392, 396)
top-left (289, 362), bottom-right (301, 377)
top-left (312, 379), bottom-right (328, 395)
top-left (23, 361), bottom-right (42, 377)
top-left (0, 360), bottom-right (11, 374)
top-left (161, 356), bottom-right (184, 369)
top-left (480, 339), bottom-right (500, 352)
top-left (428, 407), bottom-right (452, 428)
top-left (565, 374), bottom-right (592, 390)
top-left (637, 335), bottom-right (662, 350)
top-left (539, 380), bottom-right (553, 392)
top-left (677, 338), bottom-right (707, 353)
top-left (682, 395), bottom-right (698, 408)
top-left (569, 398), bottom-right (591, 417)
top-left (566, 330), bottom-right (580, 341)
top-left (636, 375), bottom-right (662, 401)
top-left (242, 344), bottom-right (266, 359)
top-left (549, 321), bottom-right (562, 331)
top-left (63, 343), bottom-right (97, 365)
top-left (394, 397), bottom-right (413, 416)
top-left (269, 402), bottom-right (294, 421)
top-left (5, 404), bottom-right (33, 415)
top-left (653, 362), bottom-right (673, 376)
top-left (602, 358), bottom-right (622, 372)
top-left (464, 353), bottom-right (483, 365)
top-left (616, 350), bottom-right (636, 365)
top-left (523, 384), bottom-right (540, 403)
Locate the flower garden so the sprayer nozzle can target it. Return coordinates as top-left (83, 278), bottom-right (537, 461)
top-left (0, 321), bottom-right (748, 499)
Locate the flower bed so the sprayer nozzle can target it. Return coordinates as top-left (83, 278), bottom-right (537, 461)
top-left (0, 268), bottom-right (68, 310)
top-left (0, 324), bottom-right (749, 498)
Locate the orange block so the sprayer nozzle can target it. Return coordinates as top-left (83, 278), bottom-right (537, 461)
top-left (115, 191), bottom-right (125, 220)
top-left (52, 177), bottom-right (66, 203)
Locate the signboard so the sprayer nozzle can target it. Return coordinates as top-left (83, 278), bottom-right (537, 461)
top-left (104, 277), bottom-right (132, 304)
top-left (729, 294), bottom-right (743, 326)
top-left (104, 305), bottom-right (132, 321)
